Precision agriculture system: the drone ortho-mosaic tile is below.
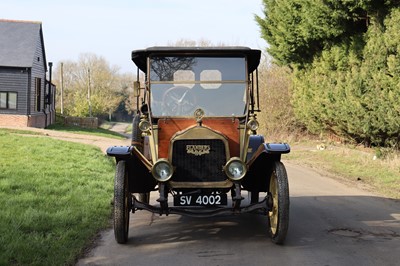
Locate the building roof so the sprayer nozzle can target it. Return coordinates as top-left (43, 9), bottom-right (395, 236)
top-left (131, 46), bottom-right (261, 74)
top-left (0, 19), bottom-right (45, 68)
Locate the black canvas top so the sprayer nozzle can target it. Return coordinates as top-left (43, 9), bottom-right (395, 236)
top-left (131, 46), bottom-right (261, 74)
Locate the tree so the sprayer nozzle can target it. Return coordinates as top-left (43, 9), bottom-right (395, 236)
top-left (54, 53), bottom-right (129, 119)
top-left (118, 73), bottom-right (137, 115)
top-left (256, 53), bottom-right (298, 140)
top-left (257, 0), bottom-right (400, 147)
top-left (255, 0), bottom-right (395, 68)
top-left (291, 7), bottom-right (400, 146)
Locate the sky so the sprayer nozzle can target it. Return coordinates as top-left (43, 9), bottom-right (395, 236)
top-left (1, 0), bottom-right (266, 74)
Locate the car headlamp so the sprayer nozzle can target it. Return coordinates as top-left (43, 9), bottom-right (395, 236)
top-left (139, 120), bottom-right (151, 132)
top-left (247, 118), bottom-right (259, 131)
top-left (224, 157), bottom-right (247, 181)
top-left (151, 159), bottom-right (173, 182)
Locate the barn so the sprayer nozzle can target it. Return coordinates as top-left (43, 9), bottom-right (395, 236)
top-left (0, 19), bottom-right (55, 128)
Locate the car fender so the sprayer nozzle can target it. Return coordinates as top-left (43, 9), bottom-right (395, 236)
top-left (106, 146), bottom-right (133, 159)
top-left (107, 145), bottom-right (156, 193)
top-left (242, 141), bottom-right (290, 192)
top-left (247, 142), bottom-right (290, 166)
top-left (247, 135), bottom-right (290, 162)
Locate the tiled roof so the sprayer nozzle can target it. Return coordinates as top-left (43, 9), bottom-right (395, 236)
top-left (0, 19), bottom-right (42, 68)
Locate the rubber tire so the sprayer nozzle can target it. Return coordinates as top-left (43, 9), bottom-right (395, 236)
top-left (114, 160), bottom-right (130, 244)
top-left (268, 161), bottom-right (289, 244)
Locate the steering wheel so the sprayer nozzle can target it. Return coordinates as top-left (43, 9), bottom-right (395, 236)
top-left (162, 86), bottom-right (197, 116)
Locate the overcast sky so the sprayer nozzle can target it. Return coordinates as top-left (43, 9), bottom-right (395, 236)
top-left (1, 0), bottom-right (266, 73)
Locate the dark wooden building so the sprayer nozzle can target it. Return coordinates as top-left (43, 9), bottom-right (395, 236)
top-left (0, 19), bottom-right (55, 128)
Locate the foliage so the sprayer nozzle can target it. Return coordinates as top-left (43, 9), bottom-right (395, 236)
top-left (257, 1), bottom-right (400, 147)
top-left (168, 38), bottom-right (228, 47)
top-left (54, 53), bottom-right (136, 118)
top-left (0, 129), bottom-right (114, 265)
top-left (292, 9), bottom-right (400, 146)
top-left (256, 0), bottom-right (395, 67)
top-left (257, 53), bottom-right (300, 141)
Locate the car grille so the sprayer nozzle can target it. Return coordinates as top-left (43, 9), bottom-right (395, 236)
top-left (171, 139), bottom-right (227, 182)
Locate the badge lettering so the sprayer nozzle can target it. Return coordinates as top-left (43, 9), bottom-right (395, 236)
top-left (186, 145), bottom-right (210, 156)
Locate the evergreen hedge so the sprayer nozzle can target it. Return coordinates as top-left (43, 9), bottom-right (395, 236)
top-left (257, 1), bottom-right (400, 147)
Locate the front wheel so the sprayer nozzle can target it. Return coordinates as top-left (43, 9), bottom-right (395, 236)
top-left (114, 160), bottom-right (130, 244)
top-left (268, 161), bottom-right (289, 244)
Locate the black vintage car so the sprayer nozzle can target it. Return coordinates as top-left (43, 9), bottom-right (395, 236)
top-left (107, 46), bottom-right (290, 244)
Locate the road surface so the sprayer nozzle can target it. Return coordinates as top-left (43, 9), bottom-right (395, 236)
top-left (77, 162), bottom-right (400, 266)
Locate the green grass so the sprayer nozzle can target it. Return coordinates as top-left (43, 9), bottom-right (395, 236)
top-left (46, 123), bottom-right (125, 139)
top-left (286, 141), bottom-right (400, 199)
top-left (0, 129), bottom-right (115, 265)
top-left (0, 128), bottom-right (44, 135)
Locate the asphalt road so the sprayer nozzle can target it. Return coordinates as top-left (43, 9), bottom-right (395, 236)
top-left (77, 162), bottom-right (400, 266)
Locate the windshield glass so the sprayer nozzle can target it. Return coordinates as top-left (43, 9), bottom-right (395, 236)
top-left (149, 56), bottom-right (247, 117)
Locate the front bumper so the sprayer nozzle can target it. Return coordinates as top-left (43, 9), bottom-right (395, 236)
top-left (131, 194), bottom-right (271, 218)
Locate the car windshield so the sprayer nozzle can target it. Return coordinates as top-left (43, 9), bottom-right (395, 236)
top-left (149, 56), bottom-right (248, 117)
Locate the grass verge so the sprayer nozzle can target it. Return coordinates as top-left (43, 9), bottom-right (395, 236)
top-left (286, 141), bottom-right (400, 199)
top-left (0, 129), bottom-right (114, 265)
top-left (0, 128), bottom-right (44, 135)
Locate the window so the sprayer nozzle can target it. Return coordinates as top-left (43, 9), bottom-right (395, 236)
top-left (35, 78), bottom-right (41, 111)
top-left (0, 92), bottom-right (17, 109)
top-left (149, 56), bottom-right (247, 117)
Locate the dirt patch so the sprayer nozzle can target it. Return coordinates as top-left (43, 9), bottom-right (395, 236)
top-left (0, 125), bottom-right (131, 154)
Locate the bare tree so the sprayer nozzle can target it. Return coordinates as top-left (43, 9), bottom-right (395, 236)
top-left (53, 53), bottom-right (130, 118)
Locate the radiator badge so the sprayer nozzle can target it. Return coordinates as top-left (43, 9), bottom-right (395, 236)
top-left (186, 145), bottom-right (210, 156)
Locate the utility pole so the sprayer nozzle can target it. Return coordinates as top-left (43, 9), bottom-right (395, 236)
top-left (48, 62), bottom-right (53, 126)
top-left (88, 68), bottom-right (92, 117)
top-left (60, 62), bottom-right (64, 115)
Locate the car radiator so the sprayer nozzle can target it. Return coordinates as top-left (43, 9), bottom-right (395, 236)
top-left (171, 139), bottom-right (227, 183)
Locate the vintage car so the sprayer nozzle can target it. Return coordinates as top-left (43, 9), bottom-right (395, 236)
top-left (107, 46), bottom-right (290, 245)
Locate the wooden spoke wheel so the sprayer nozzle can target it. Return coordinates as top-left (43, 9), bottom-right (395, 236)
top-left (268, 161), bottom-right (289, 244)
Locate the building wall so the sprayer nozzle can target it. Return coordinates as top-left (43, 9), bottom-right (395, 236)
top-left (0, 67), bottom-right (29, 115)
top-left (0, 114), bottom-right (47, 128)
top-left (28, 113), bottom-right (46, 128)
top-left (0, 114), bottom-right (29, 126)
top-left (30, 33), bottom-right (46, 116)
top-left (0, 29), bottom-right (54, 128)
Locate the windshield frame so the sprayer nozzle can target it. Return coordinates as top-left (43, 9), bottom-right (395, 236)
top-left (147, 55), bottom-right (249, 118)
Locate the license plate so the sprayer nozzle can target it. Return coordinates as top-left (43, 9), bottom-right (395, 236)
top-left (174, 193), bottom-right (228, 206)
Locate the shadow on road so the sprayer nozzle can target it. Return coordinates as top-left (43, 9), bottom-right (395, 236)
top-left (123, 195), bottom-right (399, 247)
top-left (78, 194), bottom-right (400, 265)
